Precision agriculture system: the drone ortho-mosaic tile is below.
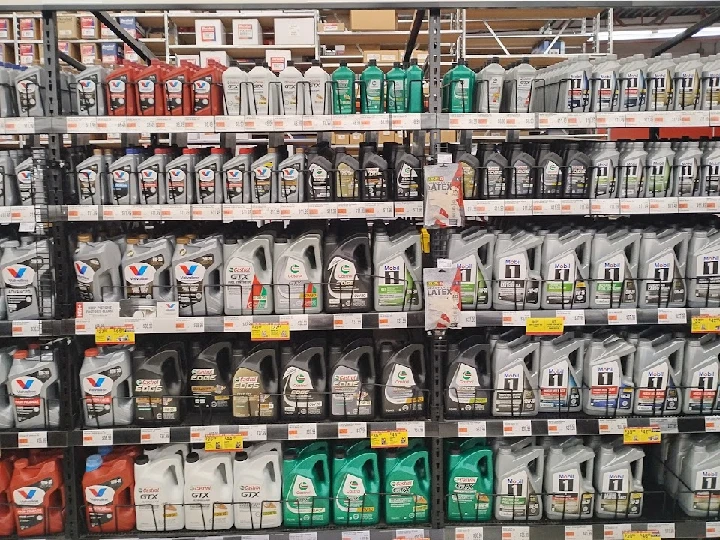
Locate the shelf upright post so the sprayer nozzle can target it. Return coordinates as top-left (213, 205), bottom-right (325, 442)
top-left (428, 8), bottom-right (441, 156)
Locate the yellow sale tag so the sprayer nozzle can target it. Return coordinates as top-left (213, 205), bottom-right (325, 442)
top-left (623, 426), bottom-right (661, 445)
top-left (370, 429), bottom-right (408, 449)
top-left (204, 434), bottom-right (244, 451)
top-left (623, 532), bottom-right (659, 540)
top-left (250, 322), bottom-right (290, 341)
top-left (95, 325), bottom-right (135, 345)
top-left (525, 317), bottom-right (564, 336)
top-left (692, 316), bottom-right (720, 333)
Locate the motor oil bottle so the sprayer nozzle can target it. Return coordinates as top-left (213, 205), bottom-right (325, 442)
top-left (1, 238), bottom-right (53, 320)
top-left (480, 143), bottom-right (508, 199)
top-left (445, 336), bottom-right (492, 418)
top-left (660, 433), bottom-right (701, 495)
top-left (595, 443), bottom-right (644, 518)
top-left (545, 444), bottom-right (595, 520)
top-left (633, 334), bottom-right (684, 415)
top-left (195, 148), bottom-right (226, 204)
top-left (184, 452), bottom-right (233, 530)
top-left (332, 62), bottom-right (356, 114)
top-left (15, 155), bottom-right (39, 206)
top-left (106, 64), bottom-right (138, 115)
top-left (231, 344), bottom-right (278, 421)
top-left (192, 62), bottom-right (224, 115)
top-left (250, 147), bottom-right (277, 204)
top-left (15, 65), bottom-right (46, 117)
top-left (0, 346), bottom-right (15, 428)
top-left (405, 58), bottom-right (423, 113)
top-left (504, 60), bottom-right (536, 113)
top-left (74, 65), bottom-right (108, 115)
top-left (324, 227), bottom-right (372, 313)
top-left (702, 54), bottom-right (720, 111)
top-left (589, 227), bottom-right (640, 308)
top-left (246, 60), bottom-right (275, 115)
top-left (446, 439), bottom-right (493, 521)
top-left (307, 147), bottom-right (334, 201)
top-left (333, 146), bottom-right (359, 200)
top-left (673, 140), bottom-right (703, 196)
top-left (536, 143), bottom-right (563, 197)
top-left (563, 143), bottom-right (592, 198)
top-left (689, 228), bottom-right (720, 307)
top-left (274, 231), bottom-right (323, 314)
top-left (138, 148), bottom-right (171, 205)
top-left (165, 148), bottom-right (199, 203)
top-left (380, 342), bottom-right (426, 418)
top-left (445, 59), bottom-right (475, 113)
top-left (233, 443), bottom-right (282, 528)
top-left (74, 234), bottom-right (122, 303)
top-left (678, 438), bottom-right (720, 516)
top-left (492, 334), bottom-right (539, 417)
top-left (394, 148), bottom-right (422, 201)
top-left (80, 347), bottom-right (133, 427)
top-left (448, 228), bottom-right (494, 310)
top-left (457, 149), bottom-right (480, 199)
top-left (0, 150), bottom-right (18, 206)
top-left (507, 144), bottom-right (536, 197)
top-left (384, 440), bottom-right (430, 524)
top-left (223, 147), bottom-right (254, 203)
top-left (0, 456), bottom-right (13, 534)
top-left (83, 453), bottom-right (135, 533)
top-left (283, 442), bottom-right (330, 527)
top-left (493, 229), bottom-right (543, 309)
top-left (563, 55), bottom-right (591, 112)
top-left (638, 228), bottom-right (690, 308)
top-left (165, 62), bottom-right (195, 116)
top-left (122, 236), bottom-right (174, 301)
top-left (332, 440), bottom-right (380, 525)
top-left (541, 228), bottom-right (591, 309)
top-left (305, 60), bottom-right (332, 115)
top-left (682, 335), bottom-right (720, 414)
top-left (279, 61), bottom-right (310, 115)
top-left (132, 343), bottom-right (185, 424)
top-left (702, 140), bottom-right (720, 196)
top-left (590, 54), bottom-right (619, 112)
top-left (134, 452), bottom-right (184, 531)
top-left (222, 62), bottom-right (249, 116)
top-left (276, 149), bottom-right (305, 203)
top-left (582, 335), bottom-right (635, 416)
top-left (385, 61), bottom-right (406, 113)
top-left (361, 146), bottom-right (389, 201)
top-left (281, 338), bottom-right (327, 420)
top-left (618, 54), bottom-right (646, 112)
top-left (373, 226), bottom-right (423, 312)
top-left (329, 338), bottom-right (375, 419)
top-left (476, 58), bottom-right (505, 113)
top-left (646, 53), bottom-right (675, 111)
top-left (136, 61), bottom-right (166, 116)
top-left (539, 333), bottom-right (585, 413)
top-left (10, 457), bottom-right (65, 536)
top-left (495, 442), bottom-right (543, 520)
top-left (173, 236), bottom-right (223, 316)
top-left (644, 141), bottom-right (675, 197)
top-left (360, 60), bottom-right (384, 114)
top-left (223, 234), bottom-right (273, 315)
top-left (190, 340), bottom-right (232, 411)
top-left (617, 141), bottom-right (646, 197)
top-left (8, 348), bottom-right (60, 428)
top-left (673, 53), bottom-right (703, 110)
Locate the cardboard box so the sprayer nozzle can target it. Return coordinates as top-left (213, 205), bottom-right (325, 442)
top-left (232, 19), bottom-right (262, 45)
top-left (79, 16), bottom-right (98, 39)
top-left (19, 18), bottom-right (41, 41)
top-left (0, 44), bottom-right (12, 63)
top-left (176, 54), bottom-right (200, 66)
top-left (119, 16), bottom-right (147, 39)
top-left (81, 43), bottom-right (99, 65)
top-left (195, 19), bottom-right (226, 46)
top-left (100, 23), bottom-right (114, 39)
top-left (332, 133), bottom-right (350, 145)
top-left (274, 18), bottom-right (315, 46)
top-left (363, 50), bottom-right (399, 63)
top-left (200, 50), bottom-right (231, 67)
top-left (265, 49), bottom-right (291, 72)
top-left (57, 15), bottom-right (80, 39)
top-left (318, 22), bottom-right (345, 32)
top-left (101, 42), bottom-right (124, 66)
top-left (412, 50), bottom-right (428, 64)
top-left (0, 18), bottom-right (13, 40)
top-left (350, 10), bottom-right (396, 31)
top-left (440, 130), bottom-right (457, 143)
top-left (58, 41), bottom-right (80, 59)
top-left (123, 44), bottom-right (140, 63)
top-left (18, 44), bottom-right (39, 65)
top-left (378, 131), bottom-right (396, 144)
top-left (350, 132), bottom-right (364, 144)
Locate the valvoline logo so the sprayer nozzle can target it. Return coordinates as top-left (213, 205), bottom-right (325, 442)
top-left (85, 484), bottom-right (115, 506)
top-left (87, 376), bottom-right (106, 387)
top-left (2, 264), bottom-right (35, 288)
top-left (82, 374), bottom-right (113, 396)
top-left (18, 489), bottom-right (36, 499)
top-left (169, 168), bottom-right (186, 184)
top-left (199, 169), bottom-right (214, 182)
top-left (227, 169), bottom-right (243, 184)
top-left (166, 79), bottom-right (182, 93)
top-left (12, 376), bottom-right (41, 398)
top-left (75, 262), bottom-right (88, 275)
top-left (124, 262), bottom-right (155, 286)
top-left (174, 262), bottom-right (206, 284)
top-left (17, 170), bottom-right (32, 183)
top-left (180, 264), bottom-right (198, 276)
top-left (7, 267), bottom-right (25, 279)
top-left (15, 378), bottom-right (34, 390)
top-left (88, 487), bottom-right (106, 497)
top-left (78, 79), bottom-right (96, 92)
top-left (129, 265), bottom-right (148, 276)
top-left (109, 79), bottom-right (125, 93)
top-left (13, 486), bottom-right (45, 506)
top-left (138, 79), bottom-right (154, 93)
top-left (193, 80), bottom-right (210, 94)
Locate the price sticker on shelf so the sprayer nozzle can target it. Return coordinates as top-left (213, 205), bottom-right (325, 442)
top-left (95, 324), bottom-right (135, 345)
top-left (706, 416), bottom-right (720, 432)
top-left (623, 426), bottom-right (661, 444)
top-left (370, 429), bottom-right (408, 449)
top-left (83, 429), bottom-right (114, 446)
top-left (337, 422), bottom-right (368, 439)
top-left (12, 320), bottom-right (41, 337)
top-left (457, 421), bottom-right (487, 438)
top-left (378, 312), bottom-right (408, 329)
top-left (707, 523), bottom-right (720, 538)
top-left (288, 423), bottom-right (317, 440)
top-left (692, 316), bottom-right (720, 333)
top-left (501, 311), bottom-right (531, 327)
top-left (251, 322), bottom-right (290, 341)
top-left (556, 310), bottom-right (586, 326)
top-left (503, 420), bottom-right (532, 437)
top-left (333, 313), bottom-right (363, 330)
top-left (17, 431), bottom-right (48, 448)
top-left (204, 434), bottom-right (244, 451)
top-left (647, 523), bottom-right (675, 538)
top-left (608, 309), bottom-right (638, 325)
top-left (598, 418), bottom-right (628, 434)
top-left (501, 526), bottom-right (529, 540)
top-left (189, 425), bottom-right (219, 443)
top-left (342, 531), bottom-right (371, 540)
top-left (525, 317), bottom-right (564, 336)
top-left (455, 528), bottom-right (484, 540)
top-left (140, 427), bottom-right (170, 445)
top-left (623, 533), bottom-right (659, 540)
top-left (547, 419), bottom-right (577, 436)
top-left (657, 308), bottom-right (687, 324)
top-left (564, 525), bottom-right (593, 540)
top-left (604, 524), bottom-right (631, 540)
top-left (237, 425), bottom-right (268, 441)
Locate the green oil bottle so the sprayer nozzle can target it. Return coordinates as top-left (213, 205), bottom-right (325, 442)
top-left (283, 442), bottom-right (330, 527)
top-left (406, 59), bottom-right (424, 113)
top-left (386, 62), bottom-right (407, 113)
top-left (384, 440), bottom-right (430, 524)
top-left (360, 59), bottom-right (385, 114)
top-left (332, 62), bottom-right (356, 114)
top-left (447, 438), bottom-right (493, 521)
top-left (332, 440), bottom-right (380, 525)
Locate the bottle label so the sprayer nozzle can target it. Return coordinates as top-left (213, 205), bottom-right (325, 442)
top-left (308, 163), bottom-right (331, 200)
top-left (166, 76), bottom-right (186, 113)
top-left (498, 471), bottom-right (540, 518)
top-left (77, 74), bottom-right (99, 112)
top-left (111, 166), bottom-right (132, 201)
top-left (283, 367), bottom-right (323, 414)
top-left (376, 256), bottom-right (418, 308)
top-left (167, 165), bottom-right (188, 201)
top-left (278, 257), bottom-right (318, 310)
top-left (495, 252), bottom-right (538, 304)
top-left (138, 74), bottom-right (158, 113)
top-left (677, 69), bottom-right (699, 108)
top-left (13, 481), bottom-right (51, 531)
top-left (331, 365), bottom-right (371, 416)
top-left (678, 157), bottom-right (698, 195)
top-left (225, 256), bottom-right (268, 312)
top-left (494, 364), bottom-right (536, 414)
top-left (279, 166), bottom-right (300, 201)
top-left (540, 360), bottom-right (580, 410)
top-left (12, 365), bottom-right (53, 425)
top-left (545, 253), bottom-right (587, 305)
top-left (139, 166), bottom-right (160, 201)
top-left (225, 166), bottom-right (246, 201)
top-left (593, 256), bottom-right (636, 305)
top-left (198, 164), bottom-right (218, 201)
top-left (599, 469), bottom-right (641, 515)
top-left (688, 362), bottom-right (720, 412)
top-left (174, 252), bottom-right (215, 310)
top-left (3, 260), bottom-right (38, 314)
top-left (82, 366), bottom-right (123, 419)
top-left (123, 255), bottom-right (164, 299)
top-left (193, 76), bottom-right (213, 113)
top-left (252, 161), bottom-right (273, 201)
top-left (85, 481), bottom-right (120, 527)
top-left (17, 168), bottom-right (33, 204)
top-left (644, 254), bottom-right (686, 305)
top-left (107, 74), bottom-right (128, 113)
top-left (396, 163), bottom-right (419, 199)
top-left (636, 361), bottom-right (678, 413)
top-left (448, 362), bottom-right (481, 405)
top-left (75, 257), bottom-right (101, 302)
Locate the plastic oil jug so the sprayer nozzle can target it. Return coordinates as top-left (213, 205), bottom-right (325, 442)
top-left (231, 343), bottom-right (278, 421)
top-left (617, 141), bottom-right (647, 197)
top-left (132, 343), bottom-right (185, 424)
top-left (250, 147), bottom-right (277, 204)
top-left (222, 62), bottom-right (249, 115)
top-left (595, 443), bottom-right (644, 518)
top-left (184, 452), bottom-right (233, 530)
top-left (385, 440), bottom-right (430, 524)
top-left (503, 60), bottom-right (536, 113)
top-left (134, 452), bottom-right (185, 531)
top-left (476, 58), bottom-right (505, 113)
top-left (448, 228), bottom-right (494, 310)
top-left (590, 54), bottom-right (619, 112)
top-left (507, 144), bottom-right (536, 197)
top-left (305, 60), bottom-right (332, 115)
top-left (223, 147), bottom-right (254, 203)
top-left (15, 65), bottom-right (46, 117)
top-left (678, 438), bottom-right (720, 517)
top-left (0, 455), bottom-right (13, 534)
top-left (80, 347), bottom-right (133, 427)
top-left (108, 148), bottom-right (141, 205)
top-left (9, 348), bottom-right (60, 428)
top-left (447, 439), bottom-right (493, 521)
top-left (0, 150), bottom-right (18, 206)
top-left (138, 148), bottom-right (171, 205)
top-left (541, 228), bottom-right (591, 309)
top-left (644, 141), bottom-right (675, 197)
top-left (281, 338), bottom-right (327, 420)
top-left (165, 62), bottom-right (195, 116)
top-left (9, 456), bottom-right (65, 536)
top-left (360, 60), bottom-right (384, 114)
top-left (165, 148), bottom-right (199, 204)
top-left (332, 440), bottom-right (380, 525)
top-left (702, 140), bottom-right (720, 196)
top-left (688, 228), bottom-right (720, 307)
top-left (279, 61), bottom-right (311, 115)
top-left (394, 148), bottom-right (422, 201)
top-left (673, 53), bottom-right (703, 110)
top-left (492, 334), bottom-right (539, 417)
top-left (122, 236), bottom-right (174, 301)
top-left (274, 231), bottom-right (323, 314)
top-left (638, 227), bottom-right (690, 308)
top-left (537, 143), bottom-right (564, 197)
top-left (445, 60), bottom-right (474, 113)
top-left (445, 336), bottom-right (491, 418)
top-left (493, 229), bottom-right (543, 309)
top-left (673, 140), bottom-right (703, 196)
top-left (307, 147), bottom-right (334, 201)
top-left (76, 149), bottom-right (107, 205)
top-left (191, 62), bottom-right (224, 115)
top-left (361, 145), bottom-right (390, 201)
top-left (75, 65), bottom-right (107, 115)
top-left (544, 444), bottom-right (595, 519)
top-left (373, 226), bottom-right (423, 312)
top-left (246, 60), bottom-right (277, 115)
top-left (195, 148), bottom-right (226, 204)
top-left (283, 442), bottom-right (330, 527)
top-left (386, 62), bottom-right (406, 113)
top-left (1, 238), bottom-right (54, 320)
top-left (702, 55), bottom-right (720, 111)
top-left (589, 226), bottom-right (640, 308)
top-left (406, 58), bottom-right (424, 113)
top-left (173, 236), bottom-right (223, 316)
top-left (329, 338), bottom-right (375, 419)
top-left (494, 442), bottom-right (544, 520)
top-left (618, 54), bottom-right (646, 112)
top-left (224, 234), bottom-right (273, 315)
top-left (646, 53), bottom-right (674, 111)
top-left (276, 149), bottom-right (305, 203)
top-left (380, 341), bottom-right (426, 418)
top-left (15, 155), bottom-right (39, 206)
top-left (563, 143), bottom-right (592, 198)
top-left (233, 443), bottom-right (282, 529)
top-left (633, 333), bottom-right (684, 415)
top-left (582, 335), bottom-right (635, 416)
top-left (539, 333), bottom-right (585, 413)
top-left (332, 62), bottom-right (356, 114)
top-left (83, 453), bottom-right (135, 533)
top-left (682, 335), bottom-right (720, 414)
top-left (74, 234), bottom-right (122, 303)
top-left (190, 340), bottom-right (232, 411)
top-left (324, 227), bottom-right (372, 313)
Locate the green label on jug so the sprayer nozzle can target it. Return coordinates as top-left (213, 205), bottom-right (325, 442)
top-left (377, 257), bottom-right (416, 307)
top-left (498, 471), bottom-right (540, 519)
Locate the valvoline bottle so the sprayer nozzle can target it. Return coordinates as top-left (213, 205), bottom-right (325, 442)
top-left (283, 442), bottom-right (330, 527)
top-left (281, 338), bottom-right (327, 420)
top-left (10, 457), bottom-right (65, 536)
top-left (132, 343), bottom-right (185, 424)
top-left (9, 349), bottom-right (61, 429)
top-left (80, 347), bottom-right (133, 427)
top-left (165, 62), bottom-right (195, 115)
top-left (0, 456), bottom-right (14, 535)
top-left (332, 440), bottom-right (380, 525)
top-left (74, 234), bottom-right (123, 302)
top-left (136, 61), bottom-right (167, 116)
top-left (83, 453), bottom-right (135, 533)
top-left (173, 236), bottom-right (223, 316)
top-left (106, 64), bottom-right (138, 116)
top-left (192, 61), bottom-right (224, 115)
top-left (385, 440), bottom-right (430, 524)
top-left (380, 341), bottom-right (426, 418)
top-left (329, 337), bottom-right (375, 419)
top-left (190, 340), bottom-right (232, 411)
top-left (231, 343), bottom-right (279, 421)
top-left (324, 225), bottom-right (373, 313)
top-left (447, 439), bottom-right (493, 521)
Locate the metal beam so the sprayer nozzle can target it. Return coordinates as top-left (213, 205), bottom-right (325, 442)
top-left (58, 50), bottom-right (85, 71)
top-left (91, 10), bottom-right (156, 64)
top-left (403, 9), bottom-right (425, 63)
top-left (651, 9), bottom-right (720, 56)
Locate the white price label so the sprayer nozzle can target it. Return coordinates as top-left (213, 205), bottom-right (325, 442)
top-left (307, 202), bottom-right (337, 219)
top-left (502, 526), bottom-right (530, 540)
top-left (458, 312), bottom-right (477, 328)
top-left (396, 421), bottom-right (425, 438)
top-left (467, 200), bottom-right (505, 217)
top-left (394, 201), bottom-right (424, 218)
top-left (174, 318), bottom-right (205, 333)
top-left (532, 199), bottom-right (561, 215)
top-left (603, 524), bottom-right (631, 540)
top-left (12, 320), bottom-right (41, 337)
top-left (501, 311), bottom-right (531, 326)
top-left (183, 116), bottom-right (215, 132)
top-left (0, 207), bottom-right (10, 223)
top-left (140, 427), bottom-right (170, 445)
top-left (678, 197), bottom-right (709, 213)
top-left (191, 204), bottom-right (222, 220)
top-left (338, 422), bottom-right (368, 439)
top-left (708, 523), bottom-right (720, 538)
top-left (132, 317), bottom-right (156, 333)
top-left (608, 309), bottom-right (638, 325)
top-left (619, 198), bottom-right (650, 215)
top-left (154, 116), bottom-right (185, 132)
top-left (189, 425), bottom-right (219, 443)
top-left (457, 421), bottom-right (487, 438)
top-left (596, 112), bottom-right (627, 127)
top-left (504, 199), bottom-right (533, 216)
top-left (560, 199), bottom-right (590, 215)
top-left (707, 416), bottom-right (720, 432)
top-left (18, 431), bottom-right (48, 448)
top-left (391, 113), bottom-right (422, 130)
top-left (8, 206), bottom-right (35, 223)
top-left (590, 198), bottom-right (620, 215)
top-left (647, 523), bottom-right (674, 538)
top-left (394, 529), bottom-right (426, 540)
top-left (288, 423), bottom-right (318, 440)
top-left (223, 316), bottom-right (253, 332)
top-left (648, 198), bottom-right (679, 214)
top-left (655, 417), bottom-right (678, 434)
top-left (547, 419), bottom-right (577, 436)
top-left (242, 535), bottom-right (269, 540)
top-left (456, 528), bottom-right (483, 540)
top-left (289, 532), bottom-right (318, 540)
top-left (66, 117), bottom-right (98, 133)
top-left (102, 206), bottom-right (134, 221)
top-left (284, 314), bottom-right (309, 331)
top-left (657, 308), bottom-right (687, 324)
top-left (237, 424), bottom-right (268, 441)
top-left (556, 310), bottom-right (586, 326)
top-left (302, 115), bottom-right (333, 130)
top-left (222, 204), bottom-right (252, 222)
top-left (83, 429), bottom-right (114, 446)
top-left (5, 117), bottom-right (35, 134)
top-left (503, 420), bottom-right (532, 437)
top-left (160, 205), bottom-right (192, 220)
top-left (333, 313), bottom-right (363, 330)
top-left (214, 116), bottom-right (246, 132)
top-left (342, 531), bottom-right (371, 540)
top-left (565, 525), bottom-right (593, 540)
top-left (378, 312), bottom-right (408, 329)
top-left (364, 201), bottom-right (395, 219)
top-left (598, 418), bottom-right (628, 434)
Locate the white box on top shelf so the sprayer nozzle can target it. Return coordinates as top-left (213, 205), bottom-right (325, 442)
top-left (200, 50), bottom-right (231, 67)
top-left (274, 18), bottom-right (315, 46)
top-left (232, 19), bottom-right (262, 45)
top-left (195, 19), bottom-right (226, 46)
top-left (266, 49), bottom-right (291, 72)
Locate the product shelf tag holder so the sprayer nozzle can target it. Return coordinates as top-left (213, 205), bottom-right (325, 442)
top-left (370, 429), bottom-right (408, 449)
top-left (95, 324), bottom-right (135, 345)
top-left (423, 267), bottom-right (461, 331)
top-left (623, 426), bottom-right (661, 444)
top-left (205, 434), bottom-right (244, 451)
top-left (423, 163), bottom-right (465, 228)
top-left (251, 321), bottom-right (290, 341)
top-left (692, 316), bottom-right (720, 333)
top-left (525, 317), bottom-right (564, 336)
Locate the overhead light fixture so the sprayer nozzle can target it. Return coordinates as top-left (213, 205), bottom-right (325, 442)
top-left (595, 26), bottom-right (720, 41)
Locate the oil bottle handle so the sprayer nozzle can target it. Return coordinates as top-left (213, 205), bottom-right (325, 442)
top-left (628, 237), bottom-right (641, 268)
top-left (530, 448), bottom-right (545, 484)
top-left (581, 235), bottom-right (592, 267)
top-left (676, 237), bottom-right (690, 269)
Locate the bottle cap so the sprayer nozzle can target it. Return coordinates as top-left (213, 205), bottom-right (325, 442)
top-left (12, 350), bottom-right (28, 360)
top-left (85, 455), bottom-right (103, 473)
top-left (211, 148), bottom-right (226, 155)
top-left (85, 348), bottom-right (99, 357)
top-left (77, 233), bottom-right (93, 242)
